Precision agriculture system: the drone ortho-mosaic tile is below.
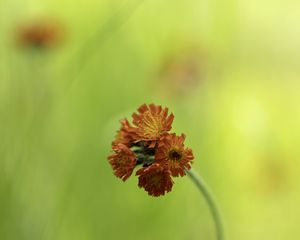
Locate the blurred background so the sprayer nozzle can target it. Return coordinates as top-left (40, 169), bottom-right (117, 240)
top-left (1, 0), bottom-right (300, 239)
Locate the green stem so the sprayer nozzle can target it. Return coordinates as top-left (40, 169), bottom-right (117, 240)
top-left (186, 168), bottom-right (224, 240)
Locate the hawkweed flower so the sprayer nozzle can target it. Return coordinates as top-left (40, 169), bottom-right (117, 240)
top-left (156, 133), bottom-right (194, 177)
top-left (108, 103), bottom-right (194, 196)
top-left (108, 103), bottom-right (188, 196)
top-left (108, 143), bottom-right (136, 181)
top-left (112, 119), bottom-right (136, 147)
top-left (136, 163), bottom-right (173, 197)
top-left (16, 19), bottom-right (63, 50)
top-left (107, 103), bottom-right (224, 240)
top-left (131, 103), bottom-right (174, 148)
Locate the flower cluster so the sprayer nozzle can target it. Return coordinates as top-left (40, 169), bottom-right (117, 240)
top-left (108, 104), bottom-right (194, 197)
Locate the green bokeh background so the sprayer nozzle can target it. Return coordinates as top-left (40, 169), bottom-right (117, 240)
top-left (1, 0), bottom-right (300, 239)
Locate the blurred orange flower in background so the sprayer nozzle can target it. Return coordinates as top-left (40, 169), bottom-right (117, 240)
top-left (16, 18), bottom-right (64, 49)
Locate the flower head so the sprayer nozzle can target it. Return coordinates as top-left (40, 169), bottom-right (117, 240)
top-left (156, 133), bottom-right (194, 177)
top-left (108, 144), bottom-right (136, 181)
top-left (107, 103), bottom-right (194, 197)
top-left (136, 163), bottom-right (173, 197)
top-left (112, 119), bottom-right (136, 147)
top-left (132, 103), bottom-right (174, 147)
top-left (16, 19), bottom-right (63, 49)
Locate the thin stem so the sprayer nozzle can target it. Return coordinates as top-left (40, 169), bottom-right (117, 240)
top-left (186, 168), bottom-right (224, 240)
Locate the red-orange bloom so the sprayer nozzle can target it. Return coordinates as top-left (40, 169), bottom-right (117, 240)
top-left (16, 20), bottom-right (63, 49)
top-left (112, 119), bottom-right (136, 147)
top-left (156, 133), bottom-right (194, 177)
top-left (107, 103), bottom-right (195, 196)
top-left (108, 144), bottom-right (136, 181)
top-left (136, 163), bottom-right (173, 197)
top-left (132, 104), bottom-right (174, 147)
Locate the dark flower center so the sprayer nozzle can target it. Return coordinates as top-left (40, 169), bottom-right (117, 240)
top-left (169, 149), bottom-right (182, 161)
top-left (131, 144), bottom-right (155, 166)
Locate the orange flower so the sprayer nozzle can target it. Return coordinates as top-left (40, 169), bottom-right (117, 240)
top-left (108, 143), bottom-right (136, 181)
top-left (107, 103), bottom-right (195, 196)
top-left (136, 163), bottom-right (173, 197)
top-left (156, 133), bottom-right (194, 177)
top-left (112, 119), bottom-right (136, 147)
top-left (16, 19), bottom-right (63, 49)
top-left (132, 104), bottom-right (174, 147)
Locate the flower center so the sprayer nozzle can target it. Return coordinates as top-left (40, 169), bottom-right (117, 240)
top-left (168, 149), bottom-right (182, 161)
top-left (140, 113), bottom-right (163, 137)
top-left (131, 144), bottom-right (155, 166)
